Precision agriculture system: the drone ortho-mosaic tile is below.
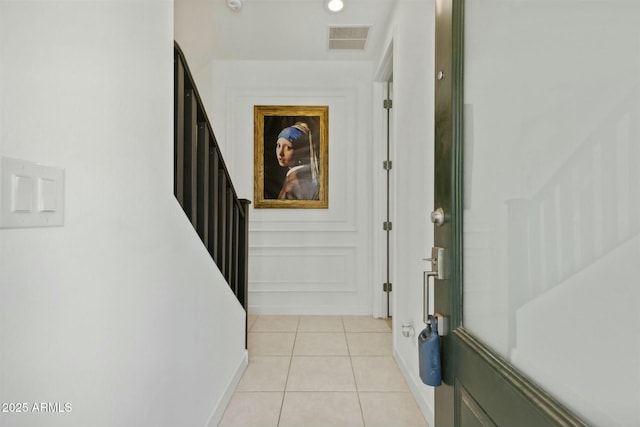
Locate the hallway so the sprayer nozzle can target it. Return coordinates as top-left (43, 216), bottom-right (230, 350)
top-left (218, 315), bottom-right (428, 427)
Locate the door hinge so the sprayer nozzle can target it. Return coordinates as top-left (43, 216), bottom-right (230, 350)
top-left (383, 221), bottom-right (393, 231)
top-left (383, 99), bottom-right (392, 109)
top-left (383, 160), bottom-right (393, 170)
top-left (383, 282), bottom-right (393, 292)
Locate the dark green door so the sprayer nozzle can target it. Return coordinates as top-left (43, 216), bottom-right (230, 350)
top-left (431, 1), bottom-right (640, 425)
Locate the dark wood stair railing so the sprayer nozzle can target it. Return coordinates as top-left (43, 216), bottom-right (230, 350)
top-left (174, 42), bottom-right (250, 345)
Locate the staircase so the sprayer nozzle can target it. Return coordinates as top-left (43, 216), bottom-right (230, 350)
top-left (174, 42), bottom-right (250, 344)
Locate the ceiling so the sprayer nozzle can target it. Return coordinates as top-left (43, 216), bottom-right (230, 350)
top-left (174, 0), bottom-right (397, 68)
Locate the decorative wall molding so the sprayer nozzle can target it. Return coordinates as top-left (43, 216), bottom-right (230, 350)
top-left (225, 87), bottom-right (361, 233)
top-left (248, 246), bottom-right (356, 293)
top-left (209, 60), bottom-right (374, 314)
top-left (248, 304), bottom-right (371, 316)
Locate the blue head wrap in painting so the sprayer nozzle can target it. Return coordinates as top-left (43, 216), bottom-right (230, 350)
top-left (278, 126), bottom-right (304, 143)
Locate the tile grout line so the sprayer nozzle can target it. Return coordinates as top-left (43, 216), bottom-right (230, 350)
top-left (344, 316), bottom-right (368, 427)
top-left (276, 316), bottom-right (299, 427)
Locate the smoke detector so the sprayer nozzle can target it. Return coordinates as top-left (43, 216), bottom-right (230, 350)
top-left (227, 0), bottom-right (242, 11)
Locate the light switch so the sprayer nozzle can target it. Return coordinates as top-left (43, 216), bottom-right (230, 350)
top-left (1, 156), bottom-right (64, 228)
top-left (12, 174), bottom-right (34, 212)
top-left (39, 178), bottom-right (57, 212)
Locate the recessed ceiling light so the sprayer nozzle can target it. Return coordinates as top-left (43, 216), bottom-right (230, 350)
top-left (325, 0), bottom-right (344, 13)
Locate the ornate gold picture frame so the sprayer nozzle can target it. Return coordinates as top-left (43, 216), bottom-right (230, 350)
top-left (254, 105), bottom-right (329, 208)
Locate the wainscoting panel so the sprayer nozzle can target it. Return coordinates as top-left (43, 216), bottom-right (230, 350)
top-left (209, 60), bottom-right (375, 315)
top-left (249, 246), bottom-right (356, 293)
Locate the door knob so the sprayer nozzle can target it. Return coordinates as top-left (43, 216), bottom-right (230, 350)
top-left (430, 208), bottom-right (445, 226)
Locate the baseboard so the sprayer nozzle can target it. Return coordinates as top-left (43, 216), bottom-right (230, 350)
top-left (393, 348), bottom-right (435, 427)
top-left (247, 305), bottom-right (371, 315)
top-left (205, 349), bottom-right (249, 427)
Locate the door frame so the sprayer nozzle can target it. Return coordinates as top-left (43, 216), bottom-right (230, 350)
top-left (433, 1), bottom-right (588, 425)
top-left (373, 37), bottom-right (395, 319)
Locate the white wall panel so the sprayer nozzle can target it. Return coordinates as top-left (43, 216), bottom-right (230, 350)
top-left (208, 60), bottom-right (374, 315)
top-left (226, 89), bottom-right (357, 232)
top-left (249, 246), bottom-right (356, 293)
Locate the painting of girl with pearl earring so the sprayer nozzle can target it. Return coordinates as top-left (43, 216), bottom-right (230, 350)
top-left (254, 105), bottom-right (328, 208)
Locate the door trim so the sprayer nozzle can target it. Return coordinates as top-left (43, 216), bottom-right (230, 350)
top-left (454, 328), bottom-right (586, 427)
top-left (373, 37), bottom-right (395, 319)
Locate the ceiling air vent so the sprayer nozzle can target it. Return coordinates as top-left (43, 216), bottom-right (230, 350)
top-left (328, 26), bottom-right (370, 50)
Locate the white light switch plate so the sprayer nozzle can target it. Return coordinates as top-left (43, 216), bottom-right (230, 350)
top-left (0, 156), bottom-right (65, 228)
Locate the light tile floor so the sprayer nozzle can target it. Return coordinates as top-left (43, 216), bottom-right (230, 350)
top-left (218, 315), bottom-right (428, 427)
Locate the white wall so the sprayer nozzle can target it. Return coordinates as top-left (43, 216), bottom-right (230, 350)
top-left (207, 60), bottom-right (375, 315)
top-left (376, 1), bottom-right (436, 425)
top-left (0, 2), bottom-right (246, 427)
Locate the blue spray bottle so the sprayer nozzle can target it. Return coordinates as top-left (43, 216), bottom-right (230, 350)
top-left (418, 315), bottom-right (442, 386)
